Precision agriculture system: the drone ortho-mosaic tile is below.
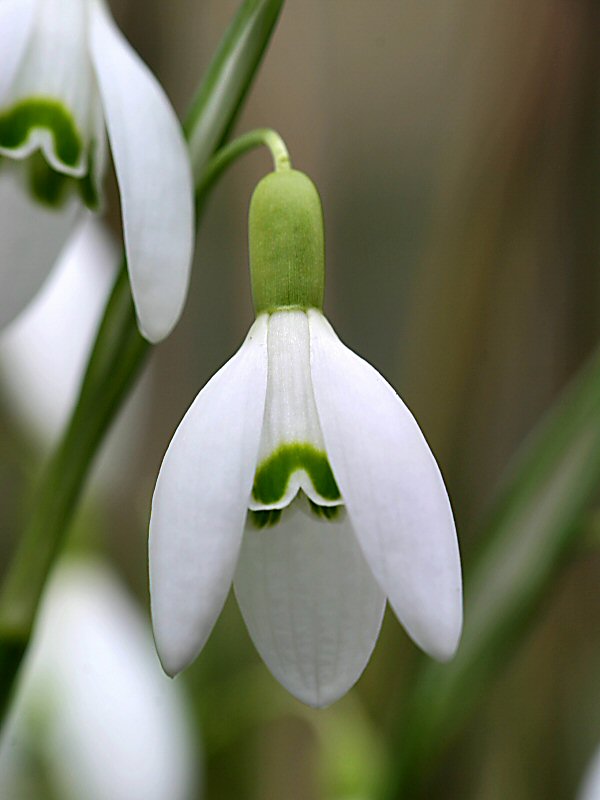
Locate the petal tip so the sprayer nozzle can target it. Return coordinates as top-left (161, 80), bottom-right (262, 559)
top-left (136, 311), bottom-right (177, 344)
top-left (286, 679), bottom-right (350, 709)
top-left (413, 603), bottom-right (463, 664)
top-left (153, 628), bottom-right (196, 679)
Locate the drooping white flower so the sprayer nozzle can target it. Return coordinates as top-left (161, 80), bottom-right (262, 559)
top-left (0, 558), bottom-right (200, 800)
top-left (149, 169), bottom-right (462, 707)
top-left (0, 0), bottom-right (194, 342)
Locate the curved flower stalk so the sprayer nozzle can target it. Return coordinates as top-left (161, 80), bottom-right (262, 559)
top-left (0, 0), bottom-right (194, 342)
top-left (0, 558), bottom-right (200, 800)
top-left (149, 166), bottom-right (463, 707)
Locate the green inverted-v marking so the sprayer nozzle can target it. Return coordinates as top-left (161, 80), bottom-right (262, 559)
top-left (252, 443), bottom-right (341, 505)
top-left (0, 97), bottom-right (83, 167)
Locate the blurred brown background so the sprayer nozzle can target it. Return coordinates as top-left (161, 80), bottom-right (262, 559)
top-left (1, 1), bottom-right (599, 798)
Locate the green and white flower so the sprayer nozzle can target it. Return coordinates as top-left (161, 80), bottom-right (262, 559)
top-left (0, 0), bottom-right (194, 341)
top-left (149, 169), bottom-right (462, 707)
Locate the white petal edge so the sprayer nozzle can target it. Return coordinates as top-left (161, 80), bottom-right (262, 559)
top-left (89, 0), bottom-right (194, 342)
top-left (234, 501), bottom-right (386, 708)
top-left (308, 310), bottom-right (463, 661)
top-left (149, 315), bottom-right (269, 676)
top-left (0, 0), bottom-right (37, 101)
top-left (0, 170), bottom-right (80, 330)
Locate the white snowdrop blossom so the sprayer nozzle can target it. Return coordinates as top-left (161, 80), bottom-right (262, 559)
top-left (0, 559), bottom-right (200, 800)
top-left (0, 0), bottom-right (194, 342)
top-left (149, 169), bottom-right (462, 707)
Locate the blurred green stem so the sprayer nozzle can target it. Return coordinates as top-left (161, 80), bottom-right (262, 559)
top-left (382, 345), bottom-right (600, 798)
top-left (196, 127), bottom-right (291, 215)
top-left (0, 0), bottom-right (284, 722)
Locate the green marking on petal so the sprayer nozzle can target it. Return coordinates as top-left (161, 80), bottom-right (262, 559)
top-left (26, 143), bottom-right (100, 211)
top-left (28, 151), bottom-right (69, 207)
top-left (308, 499), bottom-right (341, 521)
top-left (0, 97), bottom-right (83, 167)
top-left (249, 509), bottom-right (282, 529)
top-left (252, 443), bottom-right (341, 505)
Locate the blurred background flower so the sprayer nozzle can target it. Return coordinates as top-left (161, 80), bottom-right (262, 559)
top-left (0, 1), bottom-right (598, 798)
top-left (0, 557), bottom-right (200, 800)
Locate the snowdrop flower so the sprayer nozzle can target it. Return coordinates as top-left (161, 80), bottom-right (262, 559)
top-left (150, 168), bottom-right (462, 707)
top-left (0, 0), bottom-right (194, 342)
top-left (0, 558), bottom-right (200, 800)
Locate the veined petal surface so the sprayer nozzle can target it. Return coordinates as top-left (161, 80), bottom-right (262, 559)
top-left (89, 0), bottom-right (194, 343)
top-left (150, 316), bottom-right (269, 676)
top-left (234, 501), bottom-right (386, 707)
top-left (0, 170), bottom-right (79, 330)
top-left (309, 310), bottom-right (462, 661)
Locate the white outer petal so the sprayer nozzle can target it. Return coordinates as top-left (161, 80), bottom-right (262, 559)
top-left (0, 559), bottom-right (199, 800)
top-left (150, 316), bottom-right (269, 676)
top-left (308, 310), bottom-right (462, 661)
top-left (234, 502), bottom-right (386, 707)
top-left (0, 170), bottom-right (79, 330)
top-left (89, 0), bottom-right (194, 343)
top-left (0, 0), bottom-right (37, 101)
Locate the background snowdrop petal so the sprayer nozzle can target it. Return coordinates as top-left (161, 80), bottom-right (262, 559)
top-left (0, 171), bottom-right (78, 330)
top-left (234, 503), bottom-right (386, 707)
top-left (89, 0), bottom-right (194, 342)
top-left (150, 316), bottom-right (268, 676)
top-left (0, 559), bottom-right (199, 800)
top-left (579, 744), bottom-right (600, 800)
top-left (0, 215), bottom-right (114, 441)
top-left (0, 0), bottom-right (37, 100)
top-left (309, 310), bottom-right (462, 661)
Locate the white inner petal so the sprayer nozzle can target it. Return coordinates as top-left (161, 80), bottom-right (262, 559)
top-left (250, 310), bottom-right (341, 511)
top-left (0, 0), bottom-right (99, 176)
top-left (235, 498), bottom-right (386, 707)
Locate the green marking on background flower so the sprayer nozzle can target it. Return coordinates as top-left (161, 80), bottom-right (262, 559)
top-left (27, 144), bottom-right (100, 211)
top-left (252, 443), bottom-right (341, 505)
top-left (249, 509), bottom-right (282, 529)
top-left (308, 499), bottom-right (340, 521)
top-left (0, 98), bottom-right (83, 167)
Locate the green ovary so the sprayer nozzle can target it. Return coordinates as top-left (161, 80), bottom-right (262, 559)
top-left (0, 98), bottom-right (83, 167)
top-left (252, 443), bottom-right (341, 506)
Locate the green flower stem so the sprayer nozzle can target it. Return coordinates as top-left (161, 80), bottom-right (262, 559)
top-left (381, 344), bottom-right (600, 799)
top-left (195, 127), bottom-right (291, 216)
top-left (185, 0), bottom-right (285, 181)
top-left (0, 0), bottom-right (284, 721)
